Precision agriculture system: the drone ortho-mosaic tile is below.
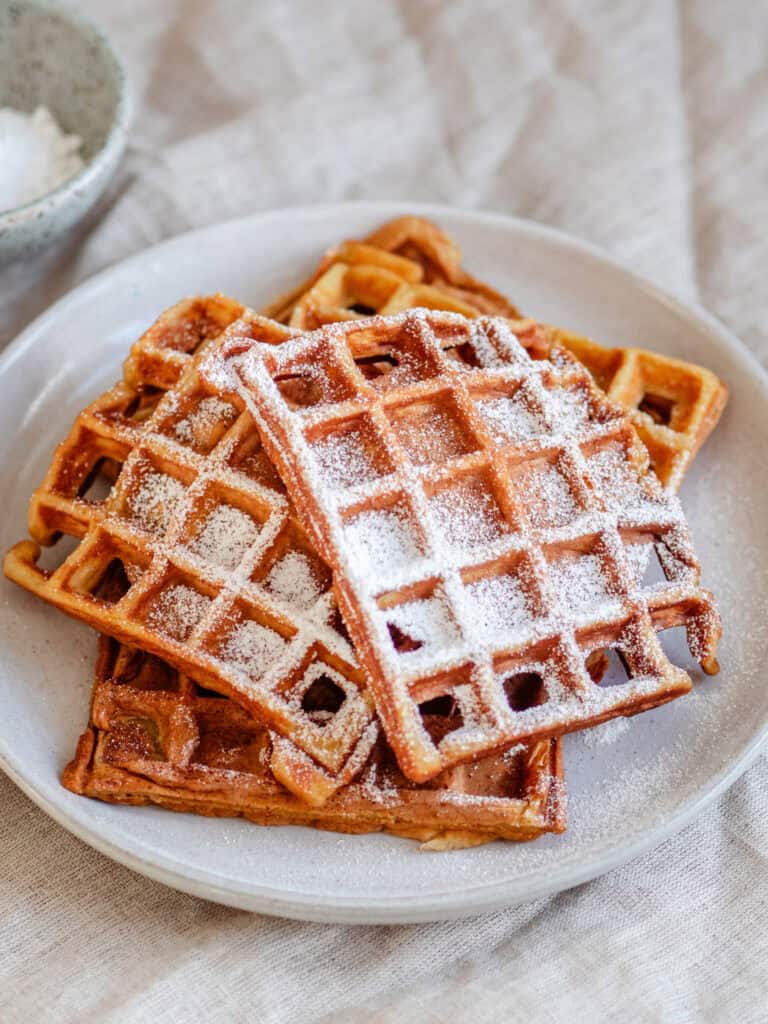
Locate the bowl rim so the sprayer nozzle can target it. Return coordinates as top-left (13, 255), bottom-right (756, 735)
top-left (0, 0), bottom-right (131, 223)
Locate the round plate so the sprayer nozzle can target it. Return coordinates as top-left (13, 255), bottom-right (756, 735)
top-left (1, 202), bottom-right (766, 924)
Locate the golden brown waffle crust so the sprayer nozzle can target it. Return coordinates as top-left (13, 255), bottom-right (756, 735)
top-left (218, 309), bottom-right (721, 782)
top-left (550, 328), bottom-right (728, 491)
top-left (62, 636), bottom-right (565, 846)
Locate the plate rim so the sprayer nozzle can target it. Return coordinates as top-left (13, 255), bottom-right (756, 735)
top-left (1, 200), bottom-right (767, 924)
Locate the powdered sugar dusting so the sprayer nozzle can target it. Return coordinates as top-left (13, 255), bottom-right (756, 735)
top-left (464, 573), bottom-right (533, 641)
top-left (386, 594), bottom-right (459, 653)
top-left (173, 396), bottom-right (236, 447)
top-left (518, 461), bottom-right (579, 529)
top-left (127, 467), bottom-right (186, 535)
top-left (185, 504), bottom-right (261, 572)
top-left (549, 554), bottom-right (616, 613)
top-left (587, 443), bottom-right (662, 513)
top-left (345, 507), bottom-right (424, 575)
top-left (146, 584), bottom-right (210, 641)
top-left (429, 478), bottom-right (509, 551)
top-left (393, 404), bottom-right (474, 465)
top-left (478, 392), bottom-right (545, 443)
top-left (311, 426), bottom-right (386, 491)
top-left (265, 550), bottom-right (324, 609)
top-left (547, 385), bottom-right (590, 427)
top-left (582, 715), bottom-right (632, 747)
top-left (220, 620), bottom-right (286, 677)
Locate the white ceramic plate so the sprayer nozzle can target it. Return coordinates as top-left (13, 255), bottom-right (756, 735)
top-left (1, 202), bottom-right (766, 924)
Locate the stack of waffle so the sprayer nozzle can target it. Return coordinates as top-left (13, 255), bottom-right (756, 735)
top-left (4, 217), bottom-right (726, 849)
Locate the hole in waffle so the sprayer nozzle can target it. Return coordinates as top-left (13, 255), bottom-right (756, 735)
top-left (301, 675), bottom-right (347, 717)
top-left (624, 541), bottom-right (667, 588)
top-left (121, 456), bottom-right (189, 537)
top-left (387, 395), bottom-right (479, 466)
top-left (510, 456), bottom-right (582, 530)
top-left (343, 498), bottom-right (425, 576)
top-left (638, 391), bottom-right (675, 426)
top-left (143, 580), bottom-right (213, 643)
top-left (349, 303), bottom-right (378, 316)
top-left (347, 321), bottom-right (443, 389)
top-left (61, 538), bottom-right (148, 600)
top-left (92, 559), bottom-right (133, 605)
top-left (292, 660), bottom-right (352, 728)
top-left (123, 388), bottom-right (164, 424)
top-left (380, 586), bottom-right (460, 657)
top-left (502, 672), bottom-right (546, 711)
top-left (657, 625), bottom-right (699, 675)
top-left (418, 694), bottom-right (464, 743)
top-left (444, 341), bottom-right (483, 370)
top-left (78, 456), bottom-right (123, 504)
top-left (306, 415), bottom-right (394, 492)
top-left (157, 393), bottom-right (238, 454)
top-left (588, 648), bottom-right (631, 687)
top-left (356, 352), bottom-right (400, 381)
top-left (328, 607), bottom-right (353, 646)
top-left (475, 383), bottom-right (547, 444)
top-left (388, 621), bottom-right (424, 653)
top-left (274, 346), bottom-right (357, 409)
top-left (427, 472), bottom-right (511, 552)
top-left (36, 533), bottom-right (82, 574)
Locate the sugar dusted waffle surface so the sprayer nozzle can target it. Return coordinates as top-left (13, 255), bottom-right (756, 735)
top-left (552, 328), bottom-right (728, 492)
top-left (217, 309), bottom-right (721, 783)
top-left (121, 216), bottom-right (727, 495)
top-left (4, 300), bottom-right (381, 806)
top-left (264, 214), bottom-right (726, 490)
top-left (63, 629), bottom-right (564, 847)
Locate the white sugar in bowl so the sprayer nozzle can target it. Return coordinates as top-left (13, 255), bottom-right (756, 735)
top-left (0, 1), bottom-right (129, 262)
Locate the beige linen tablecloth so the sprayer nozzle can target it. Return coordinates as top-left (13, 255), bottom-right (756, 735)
top-left (1, 2), bottom-right (766, 1021)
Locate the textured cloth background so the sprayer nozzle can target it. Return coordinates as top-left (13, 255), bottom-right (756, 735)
top-left (1, 2), bottom-right (766, 1021)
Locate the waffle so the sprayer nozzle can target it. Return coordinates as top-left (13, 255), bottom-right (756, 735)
top-left (262, 215), bottom-right (522, 330)
top-left (123, 293), bottom-right (246, 391)
top-left (551, 329), bottom-right (728, 491)
top-left (218, 309), bottom-right (721, 782)
top-left (121, 218), bottom-right (727, 494)
top-left (62, 629), bottom-right (564, 847)
top-left (4, 302), bottom-right (384, 806)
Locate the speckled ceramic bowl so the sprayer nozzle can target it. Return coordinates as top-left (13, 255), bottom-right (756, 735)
top-left (0, 1), bottom-right (129, 262)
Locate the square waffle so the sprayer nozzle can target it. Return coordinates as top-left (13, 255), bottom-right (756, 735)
top-left (4, 303), bottom-right (382, 806)
top-left (63, 630), bottom-right (564, 847)
top-left (121, 217), bottom-right (726, 496)
top-left (217, 309), bottom-right (721, 782)
top-left (262, 215), bottom-right (522, 329)
top-left (550, 328), bottom-right (728, 491)
top-left (260, 217), bottom-right (726, 490)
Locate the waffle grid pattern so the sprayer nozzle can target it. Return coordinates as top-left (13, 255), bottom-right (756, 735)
top-left (553, 328), bottom-right (728, 491)
top-left (63, 635), bottom-right (564, 845)
top-left (263, 215), bottom-right (521, 331)
top-left (224, 310), bottom-right (720, 782)
top-left (6, 304), bottom-right (382, 804)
